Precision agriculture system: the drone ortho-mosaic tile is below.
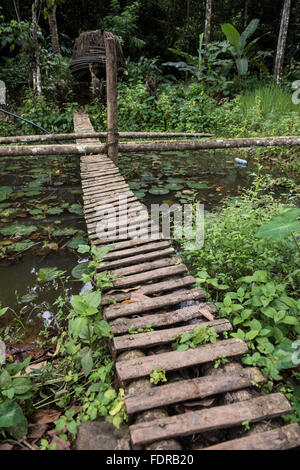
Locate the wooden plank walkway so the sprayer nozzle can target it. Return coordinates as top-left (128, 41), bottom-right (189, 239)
top-left (74, 112), bottom-right (300, 451)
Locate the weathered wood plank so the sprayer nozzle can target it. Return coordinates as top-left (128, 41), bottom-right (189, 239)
top-left (102, 275), bottom-right (195, 305)
top-left (87, 213), bottom-right (150, 234)
top-left (102, 241), bottom-right (170, 260)
top-left (89, 221), bottom-right (151, 241)
top-left (83, 182), bottom-right (129, 198)
top-left (129, 393), bottom-right (292, 446)
top-left (82, 176), bottom-right (125, 188)
top-left (106, 263), bottom-right (186, 287)
top-left (85, 203), bottom-right (143, 223)
top-left (125, 367), bottom-right (266, 414)
top-left (105, 287), bottom-right (206, 320)
top-left (85, 195), bottom-right (138, 213)
top-left (84, 190), bottom-right (135, 208)
top-left (98, 247), bottom-right (174, 272)
top-left (114, 318), bottom-right (231, 352)
top-left (116, 338), bottom-right (248, 383)
top-left (109, 302), bottom-right (218, 335)
top-left (93, 235), bottom-right (164, 252)
top-left (203, 423), bottom-right (300, 450)
top-left (83, 180), bottom-right (127, 193)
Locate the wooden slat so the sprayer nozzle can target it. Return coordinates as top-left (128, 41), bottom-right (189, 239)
top-left (129, 393), bottom-right (292, 447)
top-left (83, 183), bottom-right (129, 199)
top-left (98, 247), bottom-right (174, 271)
top-left (102, 275), bottom-right (195, 305)
top-left (94, 235), bottom-right (165, 253)
top-left (107, 263), bottom-right (186, 288)
top-left (85, 203), bottom-right (143, 223)
top-left (82, 175), bottom-right (124, 186)
top-left (116, 338), bottom-right (248, 383)
top-left (102, 241), bottom-right (170, 260)
top-left (204, 423), bottom-right (300, 450)
top-left (89, 221), bottom-right (151, 240)
top-left (125, 367), bottom-right (266, 414)
top-left (105, 287), bottom-right (206, 320)
top-left (83, 188), bottom-right (132, 203)
top-left (85, 194), bottom-right (138, 212)
top-left (87, 213), bottom-right (150, 234)
top-left (83, 180), bottom-right (127, 194)
top-left (113, 318), bottom-right (231, 352)
top-left (109, 302), bottom-right (218, 335)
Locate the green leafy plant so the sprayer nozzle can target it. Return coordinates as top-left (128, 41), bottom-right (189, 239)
top-left (172, 326), bottom-right (218, 351)
top-left (221, 19), bottom-right (267, 78)
top-left (150, 367), bottom-right (167, 385)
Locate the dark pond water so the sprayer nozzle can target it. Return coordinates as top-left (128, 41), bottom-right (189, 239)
top-left (0, 149), bottom-right (297, 345)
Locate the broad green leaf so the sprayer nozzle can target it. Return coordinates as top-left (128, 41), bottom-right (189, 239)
top-left (71, 261), bottom-right (90, 279)
top-left (38, 267), bottom-right (65, 283)
top-left (0, 401), bottom-right (26, 429)
top-left (69, 317), bottom-right (88, 339)
top-left (221, 24), bottom-right (241, 51)
top-left (77, 244), bottom-right (90, 254)
top-left (240, 19), bottom-right (260, 49)
top-left (94, 320), bottom-right (112, 338)
top-left (256, 209), bottom-right (300, 241)
top-left (81, 348), bottom-right (93, 377)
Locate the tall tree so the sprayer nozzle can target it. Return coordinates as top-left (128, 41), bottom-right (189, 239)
top-left (204, 0), bottom-right (212, 44)
top-left (274, 0), bottom-right (291, 85)
top-left (31, 0), bottom-right (42, 97)
top-left (244, 0), bottom-right (249, 28)
top-left (46, 0), bottom-right (61, 55)
top-left (13, 0), bottom-right (21, 23)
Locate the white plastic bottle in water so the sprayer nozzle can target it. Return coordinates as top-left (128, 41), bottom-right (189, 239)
top-left (235, 157), bottom-right (248, 165)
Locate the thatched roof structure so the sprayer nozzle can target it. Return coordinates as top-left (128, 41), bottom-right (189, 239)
top-left (70, 29), bottom-right (126, 79)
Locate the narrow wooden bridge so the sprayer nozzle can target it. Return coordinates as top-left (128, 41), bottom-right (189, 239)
top-left (2, 37), bottom-right (300, 451)
top-left (74, 111), bottom-right (300, 450)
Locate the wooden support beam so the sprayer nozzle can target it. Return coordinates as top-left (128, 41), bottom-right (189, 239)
top-left (1, 136), bottom-right (300, 156)
top-left (0, 132), bottom-right (213, 144)
top-left (105, 37), bottom-right (118, 166)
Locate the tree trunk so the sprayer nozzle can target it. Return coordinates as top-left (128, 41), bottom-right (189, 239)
top-left (31, 0), bottom-right (42, 97)
top-left (244, 0), bottom-right (249, 29)
top-left (274, 0), bottom-right (291, 85)
top-left (204, 0), bottom-right (213, 43)
top-left (13, 0), bottom-right (21, 22)
top-left (48, 7), bottom-right (61, 55)
top-left (1, 136), bottom-right (300, 156)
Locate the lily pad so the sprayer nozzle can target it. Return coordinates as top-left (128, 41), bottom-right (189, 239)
top-left (0, 186), bottom-right (13, 202)
top-left (68, 237), bottom-right (87, 249)
top-left (7, 241), bottom-right (34, 252)
top-left (68, 204), bottom-right (84, 216)
top-left (47, 207), bottom-right (64, 216)
top-left (187, 182), bottom-right (208, 189)
top-left (148, 187), bottom-right (170, 195)
top-left (53, 227), bottom-right (78, 237)
top-left (0, 224), bottom-right (37, 238)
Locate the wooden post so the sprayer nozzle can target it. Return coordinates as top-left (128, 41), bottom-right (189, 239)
top-left (105, 37), bottom-right (119, 166)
